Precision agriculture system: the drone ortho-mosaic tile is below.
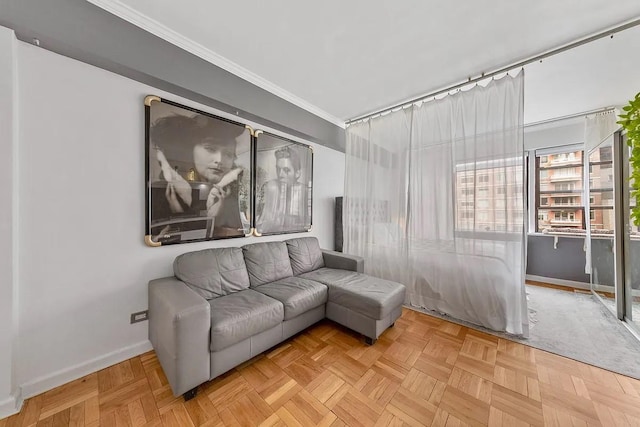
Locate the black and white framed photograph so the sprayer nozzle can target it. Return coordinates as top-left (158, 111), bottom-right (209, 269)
top-left (145, 96), bottom-right (252, 245)
top-left (254, 132), bottom-right (313, 235)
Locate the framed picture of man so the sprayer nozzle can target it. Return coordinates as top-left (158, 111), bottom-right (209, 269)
top-left (145, 96), bottom-right (252, 246)
top-left (254, 132), bottom-right (313, 236)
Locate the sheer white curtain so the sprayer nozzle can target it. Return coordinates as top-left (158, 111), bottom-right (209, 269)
top-left (585, 109), bottom-right (619, 153)
top-left (345, 73), bottom-right (528, 335)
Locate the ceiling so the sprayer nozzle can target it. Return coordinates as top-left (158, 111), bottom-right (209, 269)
top-left (88, 1), bottom-right (640, 124)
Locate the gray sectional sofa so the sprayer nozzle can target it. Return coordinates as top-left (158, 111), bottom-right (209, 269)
top-left (148, 237), bottom-right (406, 400)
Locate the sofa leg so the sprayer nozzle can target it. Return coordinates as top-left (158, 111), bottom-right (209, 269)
top-left (365, 336), bottom-right (376, 345)
top-left (183, 387), bottom-right (198, 401)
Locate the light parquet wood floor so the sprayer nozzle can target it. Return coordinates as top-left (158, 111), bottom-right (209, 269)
top-left (3, 307), bottom-right (640, 427)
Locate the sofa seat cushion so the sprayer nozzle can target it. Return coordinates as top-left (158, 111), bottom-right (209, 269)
top-left (299, 268), bottom-right (405, 320)
top-left (209, 289), bottom-right (284, 352)
top-left (254, 277), bottom-right (328, 320)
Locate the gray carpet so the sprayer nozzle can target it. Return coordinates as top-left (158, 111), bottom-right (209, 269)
top-left (408, 285), bottom-right (640, 379)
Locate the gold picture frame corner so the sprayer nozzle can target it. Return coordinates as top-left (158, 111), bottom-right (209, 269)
top-left (254, 130), bottom-right (264, 137)
top-left (144, 95), bottom-right (161, 106)
top-left (244, 228), bottom-right (254, 238)
top-left (145, 235), bottom-right (162, 247)
top-left (245, 125), bottom-right (255, 137)
top-left (252, 228), bottom-right (263, 237)
top-left (307, 225), bottom-right (313, 232)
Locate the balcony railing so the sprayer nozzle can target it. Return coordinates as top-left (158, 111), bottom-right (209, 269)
top-left (547, 203), bottom-right (581, 207)
top-left (549, 219), bottom-right (581, 225)
top-left (549, 174), bottom-right (581, 182)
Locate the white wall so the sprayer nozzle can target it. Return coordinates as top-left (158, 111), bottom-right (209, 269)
top-left (524, 24), bottom-right (640, 124)
top-left (14, 41), bottom-right (344, 399)
top-left (0, 27), bottom-right (18, 418)
top-left (524, 116), bottom-right (584, 151)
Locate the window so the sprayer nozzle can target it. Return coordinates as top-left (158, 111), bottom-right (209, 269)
top-left (455, 160), bottom-right (524, 233)
top-left (554, 168), bottom-right (569, 177)
top-left (536, 147), bottom-right (584, 232)
top-left (555, 182), bottom-right (574, 191)
top-left (553, 211), bottom-right (576, 222)
top-left (553, 197), bottom-right (575, 206)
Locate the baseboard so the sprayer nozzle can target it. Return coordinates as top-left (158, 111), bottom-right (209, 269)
top-left (20, 340), bottom-right (152, 400)
top-left (0, 390), bottom-right (23, 420)
top-left (525, 274), bottom-right (591, 290)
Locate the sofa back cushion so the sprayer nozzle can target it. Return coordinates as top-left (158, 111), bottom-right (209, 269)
top-left (242, 241), bottom-right (293, 287)
top-left (286, 237), bottom-right (325, 275)
top-left (173, 247), bottom-right (250, 299)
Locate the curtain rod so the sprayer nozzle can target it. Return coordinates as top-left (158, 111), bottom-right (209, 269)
top-left (345, 16), bottom-right (640, 126)
top-left (524, 106), bottom-right (616, 129)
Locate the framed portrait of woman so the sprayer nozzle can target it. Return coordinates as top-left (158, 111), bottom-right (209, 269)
top-left (253, 131), bottom-right (313, 236)
top-left (144, 96), bottom-right (252, 246)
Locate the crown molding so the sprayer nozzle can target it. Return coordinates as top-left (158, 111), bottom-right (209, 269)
top-left (86, 0), bottom-right (346, 129)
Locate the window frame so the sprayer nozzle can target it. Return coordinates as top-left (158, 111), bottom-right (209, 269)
top-left (533, 143), bottom-right (586, 233)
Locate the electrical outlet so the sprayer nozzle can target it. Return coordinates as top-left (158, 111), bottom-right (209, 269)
top-left (130, 310), bottom-right (148, 324)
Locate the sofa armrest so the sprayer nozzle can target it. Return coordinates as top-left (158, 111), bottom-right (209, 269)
top-left (149, 276), bottom-right (210, 396)
top-left (321, 250), bottom-right (364, 273)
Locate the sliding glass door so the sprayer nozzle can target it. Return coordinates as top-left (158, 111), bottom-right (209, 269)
top-left (587, 129), bottom-right (640, 336)
top-left (587, 133), bottom-right (619, 313)
top-left (622, 133), bottom-right (640, 333)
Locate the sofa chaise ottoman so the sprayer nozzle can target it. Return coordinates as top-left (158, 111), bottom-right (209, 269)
top-left (148, 237), bottom-right (406, 400)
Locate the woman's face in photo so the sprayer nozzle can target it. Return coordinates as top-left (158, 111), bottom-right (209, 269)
top-left (276, 157), bottom-right (299, 185)
top-left (193, 139), bottom-right (235, 183)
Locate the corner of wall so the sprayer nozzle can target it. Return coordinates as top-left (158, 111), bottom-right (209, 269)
top-left (0, 389), bottom-right (23, 420)
top-left (0, 24), bottom-right (20, 422)
top-left (19, 340), bottom-right (152, 401)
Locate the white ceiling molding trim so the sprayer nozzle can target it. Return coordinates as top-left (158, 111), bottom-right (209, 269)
top-left (85, 0), bottom-right (346, 128)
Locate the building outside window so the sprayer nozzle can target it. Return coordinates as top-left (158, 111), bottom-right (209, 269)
top-left (455, 159), bottom-right (523, 233)
top-left (535, 145), bottom-right (614, 234)
top-left (588, 145), bottom-right (614, 234)
top-left (536, 147), bottom-right (584, 232)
